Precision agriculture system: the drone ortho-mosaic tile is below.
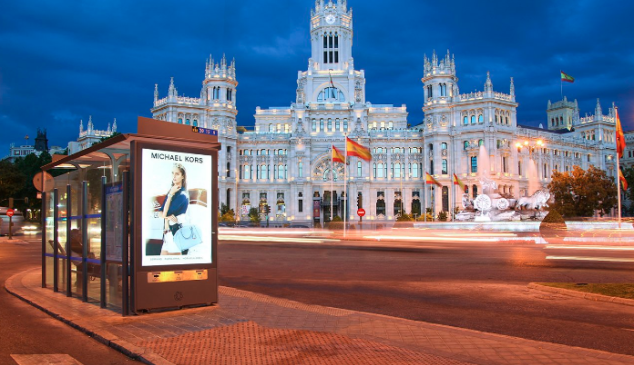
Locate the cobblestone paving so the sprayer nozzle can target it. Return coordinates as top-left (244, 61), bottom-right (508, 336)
top-left (6, 268), bottom-right (634, 365)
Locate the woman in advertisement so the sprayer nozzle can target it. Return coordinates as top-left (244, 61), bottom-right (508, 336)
top-left (159, 163), bottom-right (189, 255)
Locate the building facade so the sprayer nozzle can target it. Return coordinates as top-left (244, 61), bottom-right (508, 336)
top-left (68, 116), bottom-right (118, 155)
top-left (151, 0), bottom-right (620, 226)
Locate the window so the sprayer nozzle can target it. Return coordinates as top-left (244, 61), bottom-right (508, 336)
top-left (277, 124), bottom-right (281, 133)
top-left (298, 199), bottom-right (303, 213)
top-left (394, 163), bottom-right (401, 178)
top-left (178, 118), bottom-right (183, 124)
top-left (376, 192), bottom-right (386, 216)
top-left (343, 119), bottom-right (348, 131)
top-left (442, 159), bottom-right (447, 174)
top-left (430, 159), bottom-right (434, 175)
top-left (327, 119), bottom-right (332, 131)
top-left (478, 139), bottom-right (484, 147)
top-left (226, 162), bottom-right (231, 177)
top-left (227, 89), bottom-right (232, 101)
top-left (502, 156), bottom-right (507, 173)
top-left (299, 162), bottom-right (303, 177)
top-left (377, 163), bottom-right (384, 178)
top-left (411, 163), bottom-right (419, 178)
top-left (471, 156), bottom-right (477, 173)
top-left (335, 119), bottom-right (340, 131)
top-left (269, 124), bottom-right (274, 133)
top-left (518, 161), bottom-right (522, 176)
top-left (320, 119), bottom-right (324, 131)
top-left (442, 186), bottom-right (449, 212)
top-left (478, 114), bottom-right (483, 123)
top-left (464, 141), bottom-right (469, 150)
top-left (185, 119), bottom-right (190, 125)
top-left (357, 161), bottom-right (362, 177)
top-left (260, 165), bottom-right (267, 180)
top-left (472, 185), bottom-right (478, 198)
top-left (312, 119), bottom-right (316, 132)
top-left (463, 116), bottom-right (468, 125)
top-left (471, 115), bottom-right (475, 124)
top-left (244, 165), bottom-right (251, 179)
top-left (317, 87), bottom-right (345, 102)
top-left (323, 32), bottom-right (339, 64)
top-left (193, 119), bottom-right (198, 126)
top-left (441, 142), bottom-right (447, 150)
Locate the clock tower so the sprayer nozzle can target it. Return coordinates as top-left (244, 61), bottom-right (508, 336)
top-left (310, 0), bottom-right (353, 72)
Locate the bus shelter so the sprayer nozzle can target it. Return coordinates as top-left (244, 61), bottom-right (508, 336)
top-left (40, 117), bottom-right (220, 315)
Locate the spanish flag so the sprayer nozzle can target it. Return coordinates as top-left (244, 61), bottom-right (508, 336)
top-left (425, 172), bottom-right (442, 187)
top-left (346, 137), bottom-right (371, 161)
top-left (453, 173), bottom-right (466, 191)
top-left (619, 169), bottom-right (628, 191)
top-left (616, 108), bottom-right (626, 159)
top-left (561, 71), bottom-right (574, 83)
top-left (332, 145), bottom-right (346, 164)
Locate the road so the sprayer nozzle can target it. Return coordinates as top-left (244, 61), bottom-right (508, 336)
top-left (217, 235), bottom-right (634, 356)
top-left (0, 237), bottom-right (140, 365)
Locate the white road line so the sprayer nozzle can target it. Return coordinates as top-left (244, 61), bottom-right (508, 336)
top-left (11, 354), bottom-right (83, 365)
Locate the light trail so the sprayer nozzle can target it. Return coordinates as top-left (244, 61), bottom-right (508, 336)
top-left (545, 245), bottom-right (634, 251)
top-left (219, 235), bottom-right (340, 244)
top-left (546, 255), bottom-right (634, 263)
top-left (362, 235), bottom-right (514, 242)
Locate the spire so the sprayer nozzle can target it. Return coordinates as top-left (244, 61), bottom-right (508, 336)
top-left (79, 119), bottom-right (83, 133)
top-left (107, 122), bottom-right (111, 133)
top-left (112, 118), bottom-right (117, 132)
top-left (484, 71), bottom-right (493, 92)
top-left (168, 77), bottom-right (176, 97)
top-left (431, 50), bottom-right (437, 65)
top-left (510, 77), bottom-right (515, 96)
top-left (154, 83), bottom-right (158, 102)
top-left (595, 98), bottom-right (602, 117)
top-left (88, 116), bottom-right (94, 132)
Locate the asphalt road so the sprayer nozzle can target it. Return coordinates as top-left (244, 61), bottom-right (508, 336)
top-left (0, 237), bottom-right (140, 365)
top-left (218, 238), bottom-right (634, 356)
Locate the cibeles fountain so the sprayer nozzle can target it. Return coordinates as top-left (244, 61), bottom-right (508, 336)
top-left (456, 145), bottom-right (551, 222)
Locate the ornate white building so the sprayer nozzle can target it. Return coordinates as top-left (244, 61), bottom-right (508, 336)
top-left (151, 0), bottom-right (621, 226)
top-left (68, 116), bottom-right (118, 154)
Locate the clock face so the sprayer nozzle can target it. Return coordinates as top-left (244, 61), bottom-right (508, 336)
top-left (325, 14), bottom-right (336, 24)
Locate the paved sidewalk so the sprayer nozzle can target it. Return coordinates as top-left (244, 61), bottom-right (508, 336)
top-left (6, 268), bottom-right (634, 364)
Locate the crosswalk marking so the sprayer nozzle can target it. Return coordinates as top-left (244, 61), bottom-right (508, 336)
top-left (11, 354), bottom-right (83, 365)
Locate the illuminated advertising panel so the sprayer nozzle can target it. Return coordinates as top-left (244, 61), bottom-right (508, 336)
top-left (141, 148), bottom-right (212, 267)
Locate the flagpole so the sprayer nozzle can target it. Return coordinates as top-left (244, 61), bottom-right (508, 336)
top-left (344, 136), bottom-right (348, 238)
top-left (616, 107), bottom-right (622, 229)
top-left (423, 149), bottom-right (427, 222)
top-left (331, 147), bottom-right (334, 223)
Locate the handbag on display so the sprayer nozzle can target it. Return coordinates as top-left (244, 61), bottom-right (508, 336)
top-left (173, 225), bottom-right (203, 251)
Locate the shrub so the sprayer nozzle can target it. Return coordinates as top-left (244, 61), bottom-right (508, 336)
top-left (396, 213), bottom-right (413, 221)
top-left (437, 211), bottom-right (448, 221)
top-left (541, 209), bottom-right (565, 224)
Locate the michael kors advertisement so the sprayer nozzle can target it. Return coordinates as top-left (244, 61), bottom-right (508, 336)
top-left (141, 148), bottom-right (212, 266)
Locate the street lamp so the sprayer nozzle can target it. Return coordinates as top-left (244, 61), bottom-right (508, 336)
top-left (516, 139), bottom-right (544, 159)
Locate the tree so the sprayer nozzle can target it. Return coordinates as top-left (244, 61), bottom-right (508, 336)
top-left (248, 207), bottom-right (259, 223)
top-left (236, 126), bottom-right (247, 134)
top-left (547, 165), bottom-right (617, 218)
top-left (0, 160), bottom-right (26, 203)
top-left (13, 151), bottom-right (54, 213)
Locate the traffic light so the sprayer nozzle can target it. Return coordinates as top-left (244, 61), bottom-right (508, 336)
top-left (357, 193), bottom-right (362, 208)
top-left (8, 198), bottom-right (13, 209)
top-left (266, 205), bottom-right (271, 214)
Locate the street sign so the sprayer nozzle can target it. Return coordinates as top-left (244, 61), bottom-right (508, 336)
top-left (357, 208), bottom-right (365, 217)
top-left (33, 171), bottom-right (54, 192)
top-left (192, 126), bottom-right (218, 136)
top-left (6, 209), bottom-right (14, 217)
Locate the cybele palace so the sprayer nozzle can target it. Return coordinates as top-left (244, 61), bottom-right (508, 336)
top-left (150, 0), bottom-right (620, 226)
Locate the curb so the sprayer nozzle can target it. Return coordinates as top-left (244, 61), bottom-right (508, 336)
top-left (528, 282), bottom-right (634, 307)
top-left (3, 271), bottom-right (175, 365)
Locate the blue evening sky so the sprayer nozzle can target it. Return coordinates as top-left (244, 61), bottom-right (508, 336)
top-left (1, 0), bottom-right (633, 154)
